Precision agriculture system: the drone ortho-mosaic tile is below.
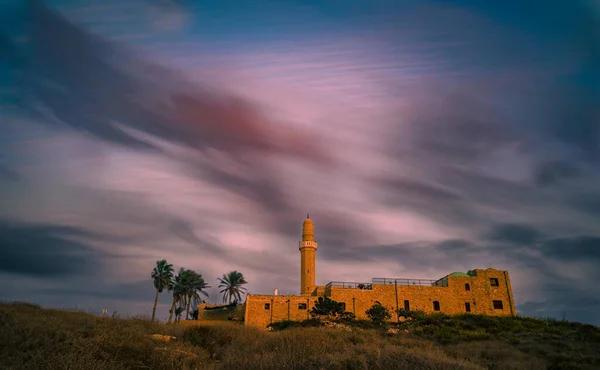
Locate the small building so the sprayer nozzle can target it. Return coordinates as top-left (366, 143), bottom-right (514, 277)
top-left (243, 215), bottom-right (517, 329)
top-left (197, 302), bottom-right (245, 321)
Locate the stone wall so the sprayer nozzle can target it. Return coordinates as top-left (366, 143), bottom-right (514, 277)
top-left (313, 285), bottom-right (326, 296)
top-left (244, 268), bottom-right (516, 329)
top-left (327, 268), bottom-right (516, 321)
top-left (245, 295), bottom-right (318, 328)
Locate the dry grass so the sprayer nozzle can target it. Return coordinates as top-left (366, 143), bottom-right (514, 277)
top-left (182, 324), bottom-right (480, 369)
top-left (0, 302), bottom-right (211, 370)
top-left (1, 302), bottom-right (598, 369)
top-left (178, 320), bottom-right (242, 327)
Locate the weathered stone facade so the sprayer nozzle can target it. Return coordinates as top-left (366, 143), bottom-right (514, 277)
top-left (243, 216), bottom-right (517, 329)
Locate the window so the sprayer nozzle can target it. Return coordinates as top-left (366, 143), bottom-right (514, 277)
top-left (404, 300), bottom-right (410, 311)
top-left (340, 302), bottom-right (346, 311)
top-left (490, 278), bottom-right (499, 286)
top-left (493, 300), bottom-right (503, 310)
top-left (264, 303), bottom-right (270, 310)
top-left (298, 303), bottom-right (307, 310)
top-left (465, 283), bottom-right (470, 291)
top-left (433, 301), bottom-right (440, 311)
top-left (465, 303), bottom-right (471, 312)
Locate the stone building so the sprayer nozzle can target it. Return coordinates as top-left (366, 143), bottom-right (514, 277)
top-left (244, 215), bottom-right (517, 329)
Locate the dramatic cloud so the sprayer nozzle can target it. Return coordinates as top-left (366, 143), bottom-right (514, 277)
top-left (0, 0), bottom-right (599, 324)
top-left (0, 221), bottom-right (111, 277)
top-left (485, 224), bottom-right (542, 246)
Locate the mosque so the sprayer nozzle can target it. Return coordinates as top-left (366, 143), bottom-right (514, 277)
top-left (241, 215), bottom-right (516, 329)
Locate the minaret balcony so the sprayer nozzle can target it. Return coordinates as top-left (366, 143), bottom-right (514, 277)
top-left (299, 240), bottom-right (318, 249)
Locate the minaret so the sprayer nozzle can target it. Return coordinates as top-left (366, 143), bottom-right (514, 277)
top-left (299, 214), bottom-right (318, 295)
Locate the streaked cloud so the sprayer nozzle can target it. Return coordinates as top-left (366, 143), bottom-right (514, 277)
top-left (0, 0), bottom-right (598, 324)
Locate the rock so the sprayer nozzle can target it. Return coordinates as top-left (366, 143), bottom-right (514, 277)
top-left (149, 334), bottom-right (176, 342)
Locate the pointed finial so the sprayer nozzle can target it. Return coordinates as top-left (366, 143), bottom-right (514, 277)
top-left (302, 214), bottom-right (314, 241)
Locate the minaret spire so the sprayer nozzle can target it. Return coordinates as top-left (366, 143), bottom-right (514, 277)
top-left (299, 216), bottom-right (318, 295)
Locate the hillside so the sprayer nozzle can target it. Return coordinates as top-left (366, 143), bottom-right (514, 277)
top-left (0, 302), bottom-right (598, 370)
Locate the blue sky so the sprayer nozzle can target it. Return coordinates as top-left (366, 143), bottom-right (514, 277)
top-left (0, 0), bottom-right (599, 324)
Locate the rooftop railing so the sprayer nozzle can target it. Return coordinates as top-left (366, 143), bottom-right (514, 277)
top-left (325, 277), bottom-right (449, 289)
top-left (325, 281), bottom-right (373, 290)
top-left (372, 277), bottom-right (448, 287)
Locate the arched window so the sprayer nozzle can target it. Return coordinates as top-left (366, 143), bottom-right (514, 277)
top-left (465, 283), bottom-right (470, 291)
top-left (433, 301), bottom-right (440, 311)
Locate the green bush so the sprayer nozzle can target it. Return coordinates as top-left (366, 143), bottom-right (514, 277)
top-left (396, 309), bottom-right (427, 322)
top-left (338, 311), bottom-right (356, 322)
top-left (310, 297), bottom-right (346, 318)
top-left (267, 320), bottom-right (301, 331)
top-left (366, 303), bottom-right (391, 325)
top-left (300, 318), bottom-right (324, 327)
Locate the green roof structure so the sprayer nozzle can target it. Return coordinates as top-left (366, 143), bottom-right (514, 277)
top-left (449, 272), bottom-right (470, 277)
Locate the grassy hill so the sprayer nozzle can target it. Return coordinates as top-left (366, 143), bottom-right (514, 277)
top-left (1, 302), bottom-right (598, 369)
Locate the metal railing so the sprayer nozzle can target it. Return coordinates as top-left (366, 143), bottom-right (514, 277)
top-left (325, 277), bottom-right (449, 289)
top-left (325, 281), bottom-right (373, 290)
top-left (371, 277), bottom-right (448, 287)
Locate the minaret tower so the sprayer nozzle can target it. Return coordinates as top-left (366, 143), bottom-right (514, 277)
top-left (299, 214), bottom-right (318, 295)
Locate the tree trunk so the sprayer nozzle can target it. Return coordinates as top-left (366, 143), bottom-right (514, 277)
top-left (177, 297), bottom-right (184, 322)
top-left (151, 289), bottom-right (159, 321)
top-left (167, 295), bottom-right (176, 324)
top-left (186, 294), bottom-right (192, 320)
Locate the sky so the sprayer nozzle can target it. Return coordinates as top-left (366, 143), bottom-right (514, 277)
top-left (0, 0), bottom-right (599, 324)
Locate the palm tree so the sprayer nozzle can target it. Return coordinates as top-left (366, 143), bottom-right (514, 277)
top-left (168, 268), bottom-right (210, 322)
top-left (191, 274), bottom-right (210, 318)
top-left (218, 271), bottom-right (247, 304)
top-left (151, 259), bottom-right (174, 321)
top-left (168, 269), bottom-right (185, 324)
top-left (183, 270), bottom-right (210, 319)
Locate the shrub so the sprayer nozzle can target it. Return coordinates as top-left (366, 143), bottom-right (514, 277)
top-left (310, 296), bottom-right (346, 318)
top-left (508, 336), bottom-right (522, 346)
top-left (268, 318), bottom-right (327, 330)
top-left (338, 311), bottom-right (356, 322)
top-left (396, 309), bottom-right (427, 322)
top-left (366, 303), bottom-right (391, 325)
top-left (300, 318), bottom-right (324, 327)
top-left (267, 320), bottom-right (301, 331)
